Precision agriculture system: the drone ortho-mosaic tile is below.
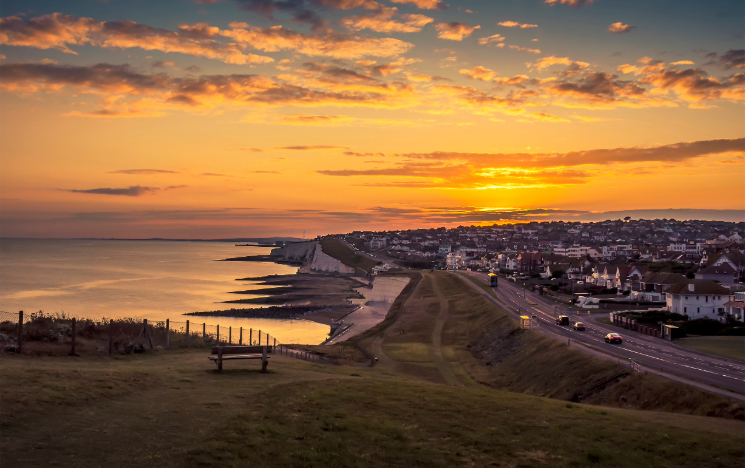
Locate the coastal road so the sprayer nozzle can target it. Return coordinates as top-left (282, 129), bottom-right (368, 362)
top-left (460, 271), bottom-right (745, 399)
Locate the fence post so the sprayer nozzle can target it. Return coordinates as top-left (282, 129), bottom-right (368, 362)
top-left (186, 320), bottom-right (190, 347)
top-left (109, 319), bottom-right (114, 354)
top-left (70, 318), bottom-right (77, 356)
top-left (239, 327), bottom-right (243, 345)
top-left (266, 334), bottom-right (269, 346)
top-left (273, 338), bottom-right (276, 352)
top-left (144, 319), bottom-right (153, 349)
top-left (217, 325), bottom-right (220, 344)
top-left (203, 323), bottom-right (206, 340)
top-left (258, 330), bottom-right (262, 346)
top-left (166, 319), bottom-right (170, 349)
top-left (17, 311), bottom-right (23, 354)
top-left (229, 326), bottom-right (232, 345)
top-left (250, 329), bottom-right (253, 345)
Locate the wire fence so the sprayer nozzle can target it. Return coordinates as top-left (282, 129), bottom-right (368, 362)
top-left (0, 310), bottom-right (332, 365)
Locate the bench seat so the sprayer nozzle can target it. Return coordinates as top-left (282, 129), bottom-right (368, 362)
top-left (209, 345), bottom-right (273, 371)
top-left (208, 354), bottom-right (270, 361)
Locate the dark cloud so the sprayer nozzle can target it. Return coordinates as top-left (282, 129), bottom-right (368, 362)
top-left (68, 185), bottom-right (158, 196)
top-left (231, 0), bottom-right (385, 31)
top-left (108, 169), bottom-right (177, 174)
top-left (546, 72), bottom-right (646, 104)
top-left (325, 138), bottom-right (745, 189)
top-left (705, 49), bottom-right (745, 70)
top-left (0, 62), bottom-right (416, 111)
top-left (0, 62), bottom-right (172, 92)
top-left (544, 0), bottom-right (596, 7)
top-left (275, 145), bottom-right (350, 150)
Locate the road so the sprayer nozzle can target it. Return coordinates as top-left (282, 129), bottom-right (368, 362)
top-left (462, 271), bottom-right (745, 399)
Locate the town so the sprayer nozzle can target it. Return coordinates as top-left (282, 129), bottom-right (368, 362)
top-left (337, 218), bottom-right (745, 324)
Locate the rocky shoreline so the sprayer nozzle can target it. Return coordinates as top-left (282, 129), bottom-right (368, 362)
top-left (186, 305), bottom-right (356, 321)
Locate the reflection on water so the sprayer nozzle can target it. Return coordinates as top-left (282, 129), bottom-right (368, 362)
top-left (0, 239), bottom-right (329, 344)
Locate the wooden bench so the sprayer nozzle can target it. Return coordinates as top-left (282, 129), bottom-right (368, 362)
top-left (208, 345), bottom-right (272, 372)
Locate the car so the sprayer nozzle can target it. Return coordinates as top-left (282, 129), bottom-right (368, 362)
top-left (556, 315), bottom-right (570, 325)
top-left (605, 333), bottom-right (623, 344)
top-left (573, 322), bottom-right (586, 331)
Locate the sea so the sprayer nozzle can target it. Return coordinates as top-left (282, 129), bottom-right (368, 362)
top-left (0, 239), bottom-right (330, 344)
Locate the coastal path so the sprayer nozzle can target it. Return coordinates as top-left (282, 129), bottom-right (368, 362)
top-left (365, 272), bottom-right (475, 387)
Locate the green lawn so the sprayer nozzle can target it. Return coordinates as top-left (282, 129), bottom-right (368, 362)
top-left (676, 336), bottom-right (745, 362)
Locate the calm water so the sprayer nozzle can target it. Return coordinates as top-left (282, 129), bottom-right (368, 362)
top-left (0, 239), bottom-right (329, 344)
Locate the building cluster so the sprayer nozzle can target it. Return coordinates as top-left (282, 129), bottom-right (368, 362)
top-left (332, 219), bottom-right (745, 323)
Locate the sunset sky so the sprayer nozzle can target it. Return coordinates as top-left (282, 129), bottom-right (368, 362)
top-left (1, 0), bottom-right (743, 238)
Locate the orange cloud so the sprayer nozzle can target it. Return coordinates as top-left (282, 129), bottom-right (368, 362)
top-left (477, 34), bottom-right (505, 46)
top-left (280, 114), bottom-right (355, 124)
top-left (531, 56), bottom-right (590, 71)
top-left (340, 7), bottom-right (434, 33)
top-left (0, 62), bottom-right (421, 114)
top-left (222, 23), bottom-right (414, 59)
top-left (608, 22), bottom-right (635, 34)
top-left (544, 0), bottom-right (596, 7)
top-left (390, 0), bottom-right (447, 10)
top-left (509, 45), bottom-right (541, 54)
top-left (459, 66), bottom-right (498, 81)
top-left (0, 13), bottom-right (415, 63)
top-left (498, 21), bottom-right (538, 29)
top-left (435, 22), bottom-right (480, 41)
top-left (0, 13), bottom-right (274, 64)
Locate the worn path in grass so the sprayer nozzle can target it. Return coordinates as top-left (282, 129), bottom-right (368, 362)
top-left (368, 273), bottom-right (473, 386)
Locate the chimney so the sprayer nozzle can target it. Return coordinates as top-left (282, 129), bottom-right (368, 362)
top-left (688, 283), bottom-right (694, 292)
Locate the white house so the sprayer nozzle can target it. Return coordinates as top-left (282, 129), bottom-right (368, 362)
top-left (666, 280), bottom-right (733, 321)
top-left (369, 237), bottom-right (386, 250)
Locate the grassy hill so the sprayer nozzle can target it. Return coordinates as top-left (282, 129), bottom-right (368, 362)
top-left (2, 270), bottom-right (743, 467)
top-left (320, 238), bottom-right (380, 273)
top-left (2, 350), bottom-right (743, 468)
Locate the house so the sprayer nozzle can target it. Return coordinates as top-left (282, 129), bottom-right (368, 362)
top-left (666, 280), bottom-right (733, 321)
top-left (446, 251), bottom-right (465, 269)
top-left (369, 237), bottom-right (386, 250)
top-left (695, 264), bottom-right (737, 283)
top-left (438, 244), bottom-right (452, 256)
top-left (634, 271), bottom-right (687, 302)
top-left (723, 291), bottom-right (745, 321)
top-left (707, 250), bottom-right (745, 276)
top-left (517, 252), bottom-right (546, 274)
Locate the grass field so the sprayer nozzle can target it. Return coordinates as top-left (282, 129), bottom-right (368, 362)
top-left (676, 336), bottom-right (745, 362)
top-left (3, 350), bottom-right (743, 468)
top-left (320, 238), bottom-right (380, 273)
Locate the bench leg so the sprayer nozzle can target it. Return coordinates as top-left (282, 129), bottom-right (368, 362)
top-left (261, 358), bottom-right (268, 373)
top-left (218, 359), bottom-right (223, 371)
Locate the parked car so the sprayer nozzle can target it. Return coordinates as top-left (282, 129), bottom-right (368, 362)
top-left (605, 333), bottom-right (623, 344)
top-left (556, 315), bottom-right (570, 326)
top-left (573, 322), bottom-right (586, 331)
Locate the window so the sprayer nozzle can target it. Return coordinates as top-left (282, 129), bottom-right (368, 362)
top-left (684, 307), bottom-right (687, 313)
top-left (697, 307), bottom-right (700, 314)
top-left (706, 296), bottom-right (708, 303)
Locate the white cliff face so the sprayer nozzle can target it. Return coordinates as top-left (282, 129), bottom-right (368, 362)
top-left (310, 243), bottom-right (355, 274)
top-left (270, 241), bottom-right (316, 262)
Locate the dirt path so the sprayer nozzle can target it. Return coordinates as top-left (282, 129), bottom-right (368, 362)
top-left (431, 277), bottom-right (465, 387)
